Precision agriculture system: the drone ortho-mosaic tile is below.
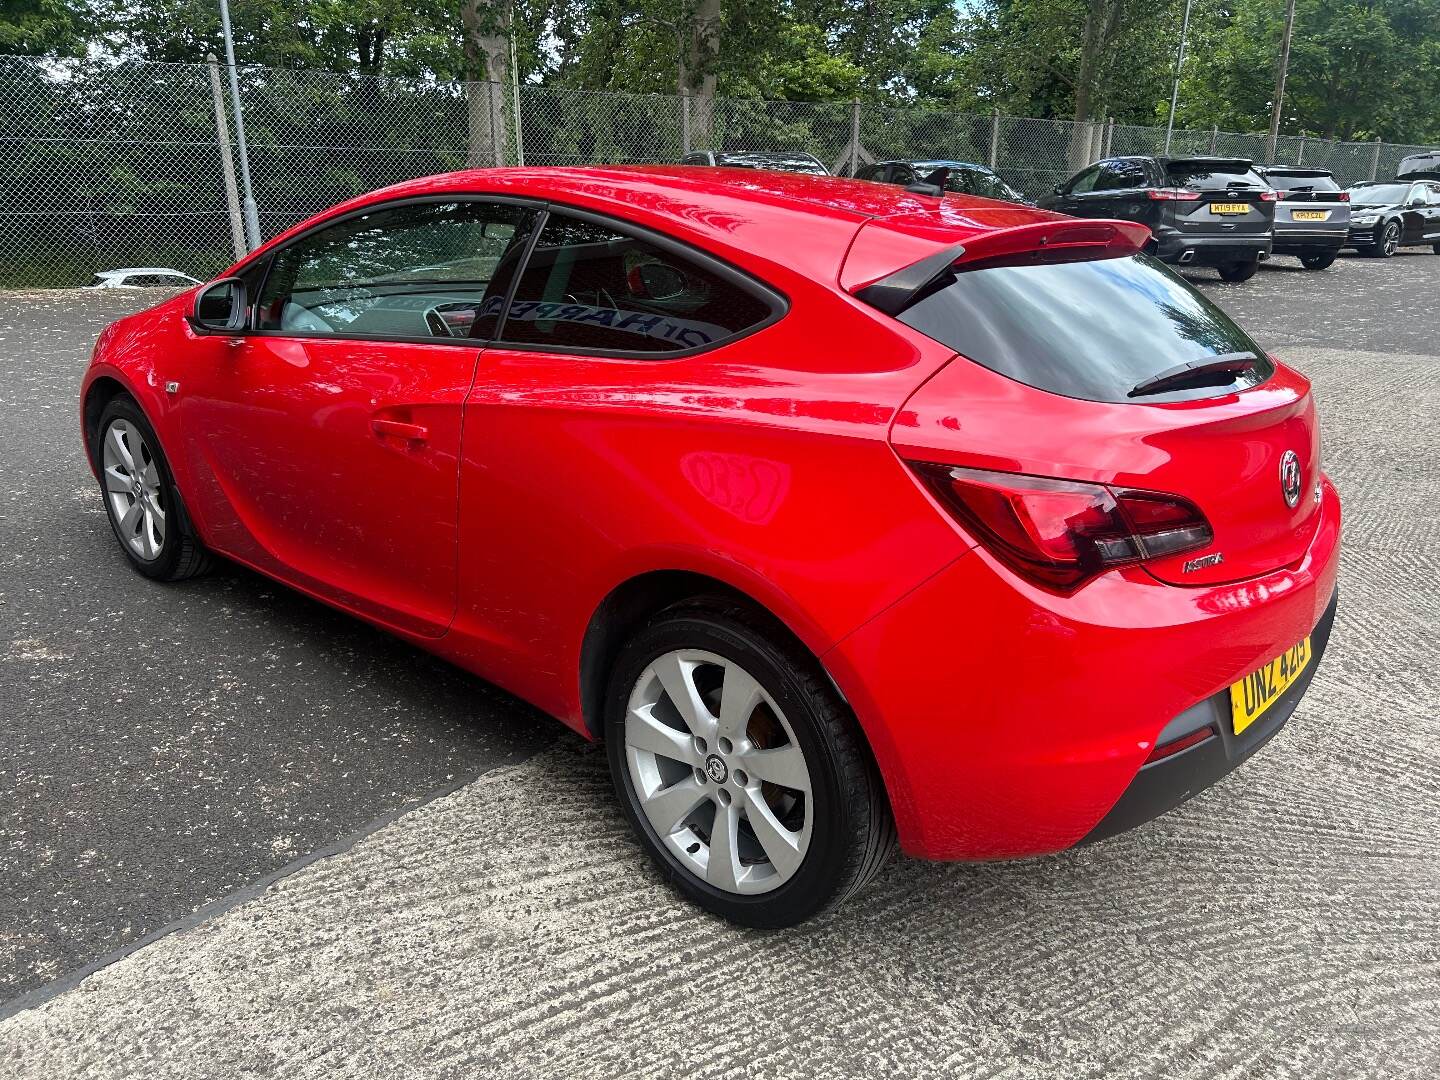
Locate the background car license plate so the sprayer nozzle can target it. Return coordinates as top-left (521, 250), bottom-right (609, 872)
top-left (1293, 210), bottom-right (1330, 221)
top-left (1211, 202), bottom-right (1248, 214)
top-left (1229, 638), bottom-right (1312, 734)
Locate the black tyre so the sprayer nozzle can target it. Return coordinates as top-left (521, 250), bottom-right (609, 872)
top-left (1218, 259), bottom-right (1259, 283)
top-left (605, 598), bottom-right (896, 927)
top-left (1299, 252), bottom-right (1336, 270)
top-left (1367, 220), bottom-right (1400, 258)
top-left (1432, 243), bottom-right (1440, 255)
top-left (93, 396), bottom-right (212, 581)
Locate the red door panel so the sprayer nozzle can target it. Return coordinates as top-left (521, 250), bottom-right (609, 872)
top-left (177, 333), bottom-right (478, 637)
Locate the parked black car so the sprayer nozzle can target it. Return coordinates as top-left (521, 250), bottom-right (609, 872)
top-left (1344, 178), bottom-right (1440, 256)
top-left (1039, 156), bottom-right (1275, 281)
top-left (853, 159), bottom-right (1031, 204)
top-left (1254, 166), bottom-right (1350, 270)
top-left (680, 150), bottom-right (830, 175)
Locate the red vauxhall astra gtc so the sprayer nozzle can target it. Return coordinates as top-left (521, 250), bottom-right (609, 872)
top-left (82, 167), bottom-right (1340, 927)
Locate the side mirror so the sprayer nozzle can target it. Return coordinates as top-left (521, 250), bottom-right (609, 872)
top-left (189, 277), bottom-right (247, 333)
top-left (1053, 184), bottom-right (1065, 195)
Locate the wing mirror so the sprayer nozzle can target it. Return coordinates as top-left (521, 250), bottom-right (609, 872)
top-left (1053, 183), bottom-right (1065, 195)
top-left (188, 277), bottom-right (248, 333)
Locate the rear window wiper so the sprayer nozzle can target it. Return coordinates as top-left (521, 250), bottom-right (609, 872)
top-left (1128, 352), bottom-right (1261, 398)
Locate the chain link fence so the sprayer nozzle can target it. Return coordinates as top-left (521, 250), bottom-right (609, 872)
top-left (2, 53), bottom-right (1433, 286)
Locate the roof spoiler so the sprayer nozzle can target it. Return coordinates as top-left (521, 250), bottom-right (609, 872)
top-left (853, 219), bottom-right (1150, 316)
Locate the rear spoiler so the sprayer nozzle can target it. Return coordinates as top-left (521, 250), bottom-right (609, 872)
top-left (853, 219), bottom-right (1150, 316)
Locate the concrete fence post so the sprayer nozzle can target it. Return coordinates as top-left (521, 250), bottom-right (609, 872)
top-left (205, 53), bottom-right (247, 262)
top-left (681, 94), bottom-right (691, 155)
top-left (849, 99), bottom-right (861, 176)
top-left (1209, 125), bottom-right (1218, 153)
top-left (1296, 135), bottom-right (1306, 165)
top-left (989, 109), bottom-right (1000, 169)
top-left (1371, 137), bottom-right (1382, 181)
top-left (1104, 116), bottom-right (1115, 157)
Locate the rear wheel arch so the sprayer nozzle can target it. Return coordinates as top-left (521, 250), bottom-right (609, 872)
top-left (579, 570), bottom-right (851, 740)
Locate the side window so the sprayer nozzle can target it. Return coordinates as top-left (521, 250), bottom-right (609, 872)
top-left (497, 211), bottom-right (777, 355)
top-left (1067, 165), bottom-right (1102, 194)
top-left (682, 153), bottom-right (708, 166)
top-left (855, 164), bottom-right (881, 182)
top-left (256, 200), bottom-right (536, 340)
top-left (892, 165), bottom-right (919, 186)
top-left (1095, 160), bottom-right (1145, 191)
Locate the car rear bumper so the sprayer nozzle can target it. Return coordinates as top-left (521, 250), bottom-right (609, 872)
top-left (1271, 229), bottom-right (1346, 255)
top-left (1153, 231), bottom-right (1273, 266)
top-left (1080, 586), bottom-right (1337, 844)
top-left (825, 475), bottom-right (1341, 861)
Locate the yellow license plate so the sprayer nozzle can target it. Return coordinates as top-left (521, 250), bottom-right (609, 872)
top-left (1292, 210), bottom-right (1330, 221)
top-left (1229, 638), bottom-right (1312, 735)
top-left (1211, 202), bottom-right (1249, 215)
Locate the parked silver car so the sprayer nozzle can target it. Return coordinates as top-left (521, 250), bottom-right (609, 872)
top-left (85, 267), bottom-right (201, 289)
top-left (1255, 166), bottom-right (1350, 270)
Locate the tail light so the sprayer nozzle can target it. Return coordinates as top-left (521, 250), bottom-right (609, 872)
top-left (1259, 190), bottom-right (1279, 201)
top-left (1337, 191), bottom-right (1351, 202)
top-left (909, 464), bottom-right (1213, 591)
top-left (1148, 188), bottom-right (1201, 201)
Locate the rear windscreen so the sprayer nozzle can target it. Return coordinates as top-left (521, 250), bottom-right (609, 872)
top-left (896, 253), bottom-right (1273, 403)
top-left (1267, 172), bottom-right (1339, 192)
top-left (1164, 162), bottom-right (1266, 190)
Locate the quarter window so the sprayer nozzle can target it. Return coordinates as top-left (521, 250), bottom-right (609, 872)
top-left (496, 212), bottom-right (776, 355)
top-left (256, 200), bottom-right (536, 340)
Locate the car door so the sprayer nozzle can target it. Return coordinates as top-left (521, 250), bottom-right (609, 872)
top-left (1046, 164), bottom-right (1102, 215)
top-left (1419, 184), bottom-right (1440, 243)
top-left (1089, 158), bottom-right (1154, 224)
top-left (1401, 184), bottom-right (1429, 243)
top-left (177, 197), bottom-right (539, 638)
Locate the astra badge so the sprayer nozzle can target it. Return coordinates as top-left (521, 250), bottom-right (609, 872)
top-left (1182, 552), bottom-right (1224, 574)
top-left (1279, 450), bottom-right (1303, 509)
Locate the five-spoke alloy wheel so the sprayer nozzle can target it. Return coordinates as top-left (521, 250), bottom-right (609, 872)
top-left (606, 600), bottom-right (895, 927)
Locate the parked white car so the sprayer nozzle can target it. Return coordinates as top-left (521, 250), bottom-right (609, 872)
top-left (86, 268), bottom-right (201, 290)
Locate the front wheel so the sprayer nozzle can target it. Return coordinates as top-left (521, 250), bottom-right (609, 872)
top-left (605, 600), bottom-right (895, 927)
top-left (1367, 220), bottom-right (1400, 258)
top-left (1299, 252), bottom-right (1336, 270)
top-left (1218, 259), bottom-right (1259, 283)
top-left (94, 396), bottom-right (212, 581)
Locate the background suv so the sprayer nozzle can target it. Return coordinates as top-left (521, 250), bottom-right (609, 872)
top-left (1040, 156), bottom-right (1276, 281)
top-left (854, 159), bottom-right (1030, 204)
top-left (1344, 179), bottom-right (1440, 256)
top-left (1255, 166), bottom-right (1350, 270)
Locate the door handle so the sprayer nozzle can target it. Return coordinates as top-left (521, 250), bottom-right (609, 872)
top-left (371, 418), bottom-right (429, 443)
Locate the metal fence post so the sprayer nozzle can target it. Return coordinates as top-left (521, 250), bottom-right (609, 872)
top-left (1371, 137), bottom-right (1382, 180)
top-left (989, 109), bottom-right (1000, 169)
top-left (682, 94), bottom-right (691, 155)
top-left (217, 0), bottom-right (261, 250)
top-left (849, 99), bottom-right (861, 176)
top-left (205, 53), bottom-right (247, 262)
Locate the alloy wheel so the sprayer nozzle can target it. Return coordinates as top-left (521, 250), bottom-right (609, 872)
top-left (101, 419), bottom-right (166, 560)
top-left (623, 649), bottom-right (813, 895)
top-left (1383, 222), bottom-right (1400, 256)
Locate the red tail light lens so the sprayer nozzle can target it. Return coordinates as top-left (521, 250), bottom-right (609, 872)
top-left (1259, 190), bottom-right (1279, 201)
top-left (1145, 725), bottom-right (1216, 764)
top-left (910, 464), bottom-right (1213, 591)
top-left (1337, 191), bottom-right (1350, 202)
top-left (1148, 188), bottom-right (1202, 201)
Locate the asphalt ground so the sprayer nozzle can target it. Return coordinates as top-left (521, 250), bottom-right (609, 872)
top-left (1, 249), bottom-right (1438, 1077)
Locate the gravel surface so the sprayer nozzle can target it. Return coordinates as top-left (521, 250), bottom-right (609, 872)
top-left (1, 251), bottom-right (1437, 1077)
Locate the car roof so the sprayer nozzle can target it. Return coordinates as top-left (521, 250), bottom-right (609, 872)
top-left (876, 159), bottom-right (992, 173)
top-left (99, 267), bottom-right (195, 276)
top-left (248, 166), bottom-right (1060, 288)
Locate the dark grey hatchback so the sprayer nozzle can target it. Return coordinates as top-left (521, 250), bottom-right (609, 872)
top-left (1039, 156), bottom-right (1277, 281)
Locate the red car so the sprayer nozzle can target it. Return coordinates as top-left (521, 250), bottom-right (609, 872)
top-left (82, 167), bottom-right (1341, 927)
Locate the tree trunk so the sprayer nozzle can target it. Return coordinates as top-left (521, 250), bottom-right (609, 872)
top-left (1070, 0), bottom-right (1123, 170)
top-left (681, 0), bottom-right (722, 149)
top-left (462, 0), bottom-right (511, 167)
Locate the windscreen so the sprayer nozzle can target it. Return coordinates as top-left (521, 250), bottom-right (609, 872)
top-left (1349, 183), bottom-right (1410, 204)
top-left (896, 253), bottom-right (1273, 403)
